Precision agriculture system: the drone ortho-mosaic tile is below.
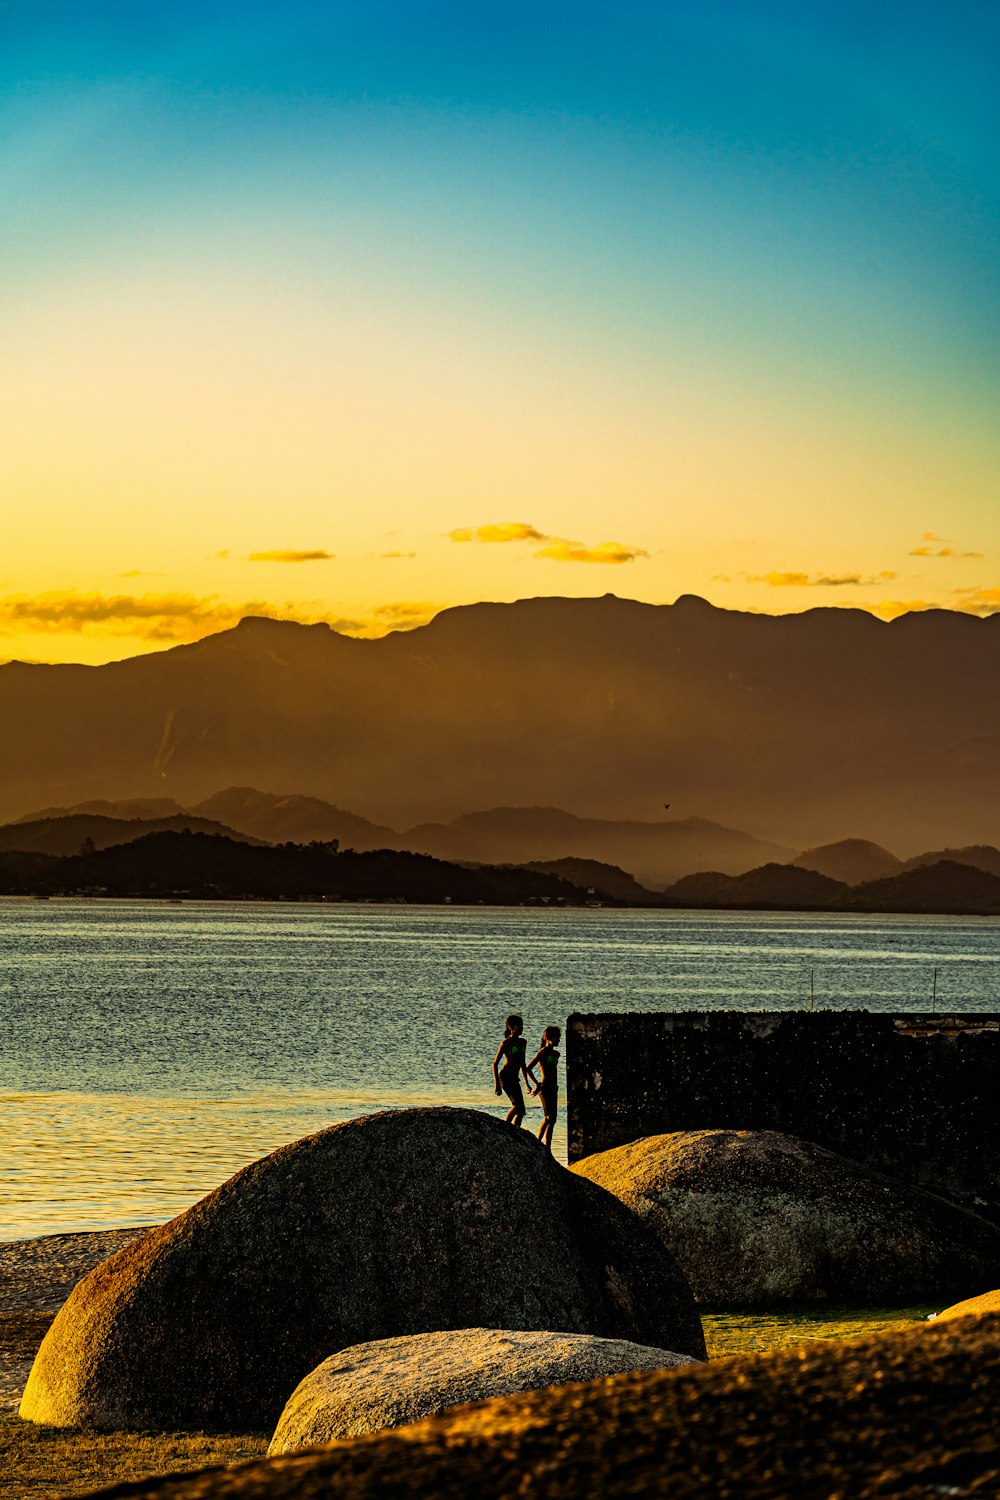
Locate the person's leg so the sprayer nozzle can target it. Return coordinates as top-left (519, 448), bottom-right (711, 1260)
top-left (504, 1078), bottom-right (525, 1126)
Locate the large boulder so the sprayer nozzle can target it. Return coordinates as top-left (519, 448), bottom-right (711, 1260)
top-left (20, 1108), bottom-right (704, 1430)
top-left (937, 1289), bottom-right (1000, 1321)
top-left (570, 1129), bottom-right (1000, 1305)
top-left (268, 1328), bottom-right (696, 1451)
top-left (80, 1314), bottom-right (1000, 1499)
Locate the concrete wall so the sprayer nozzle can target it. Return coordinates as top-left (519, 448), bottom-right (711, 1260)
top-left (567, 1011), bottom-right (1000, 1222)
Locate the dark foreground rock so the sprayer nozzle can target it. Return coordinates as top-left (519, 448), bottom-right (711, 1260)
top-left (82, 1314), bottom-right (1000, 1500)
top-left (20, 1108), bottom-right (704, 1430)
top-left (268, 1328), bottom-right (696, 1451)
top-left (571, 1129), bottom-right (1000, 1305)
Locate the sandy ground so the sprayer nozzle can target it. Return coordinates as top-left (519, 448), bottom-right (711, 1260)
top-left (0, 1229), bottom-right (146, 1410)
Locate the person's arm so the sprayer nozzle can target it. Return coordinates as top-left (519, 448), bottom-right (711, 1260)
top-left (493, 1041), bottom-right (506, 1095)
top-left (525, 1048), bottom-right (542, 1093)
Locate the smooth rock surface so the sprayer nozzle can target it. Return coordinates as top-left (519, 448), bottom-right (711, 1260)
top-left (268, 1327), bottom-right (695, 1451)
top-left (20, 1108), bottom-right (704, 1430)
top-left (80, 1313), bottom-right (1000, 1499)
top-left (571, 1129), bottom-right (1000, 1304)
top-left (938, 1288), bottom-right (1000, 1320)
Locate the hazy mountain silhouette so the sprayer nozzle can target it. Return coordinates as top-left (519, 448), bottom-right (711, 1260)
top-left (1, 595), bottom-right (997, 851)
top-left (0, 812), bottom-right (258, 857)
top-left (521, 857), bottom-right (661, 903)
top-left (842, 860), bottom-right (1000, 914)
top-left (12, 797), bottom-right (185, 823)
top-left (666, 863), bottom-right (848, 908)
top-left (791, 839), bottom-right (902, 885)
top-left (902, 845), bottom-right (1000, 879)
top-left (401, 806), bottom-right (789, 887)
top-left (189, 786), bottom-right (397, 849)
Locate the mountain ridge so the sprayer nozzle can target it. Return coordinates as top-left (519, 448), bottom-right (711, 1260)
top-left (2, 595), bottom-right (997, 851)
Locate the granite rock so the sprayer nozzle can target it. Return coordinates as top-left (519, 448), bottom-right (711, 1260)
top-left (20, 1107), bottom-right (704, 1429)
top-left (268, 1327), bottom-right (696, 1451)
top-left (570, 1128), bottom-right (1000, 1304)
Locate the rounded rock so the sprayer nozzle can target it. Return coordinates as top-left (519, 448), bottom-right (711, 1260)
top-left (21, 1108), bottom-right (705, 1430)
top-left (570, 1129), bottom-right (1000, 1305)
top-left (937, 1288), bottom-right (1000, 1321)
top-left (268, 1327), bottom-right (697, 1451)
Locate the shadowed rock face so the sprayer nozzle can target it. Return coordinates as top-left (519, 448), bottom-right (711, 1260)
top-left (79, 1314), bottom-right (1000, 1500)
top-left (268, 1327), bottom-right (696, 1451)
top-left (570, 1129), bottom-right (1000, 1305)
top-left (20, 1108), bottom-right (704, 1431)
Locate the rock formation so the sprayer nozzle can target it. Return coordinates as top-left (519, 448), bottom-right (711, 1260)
top-left (79, 1314), bottom-right (1000, 1499)
top-left (937, 1289), bottom-right (1000, 1321)
top-left (268, 1327), bottom-right (696, 1451)
top-left (20, 1108), bottom-right (704, 1430)
top-left (570, 1129), bottom-right (1000, 1304)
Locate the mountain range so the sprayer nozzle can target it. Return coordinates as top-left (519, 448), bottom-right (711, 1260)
top-left (1, 594), bottom-right (997, 853)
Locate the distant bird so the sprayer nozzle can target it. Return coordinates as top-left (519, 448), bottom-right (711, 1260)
top-left (663, 803), bottom-right (670, 811)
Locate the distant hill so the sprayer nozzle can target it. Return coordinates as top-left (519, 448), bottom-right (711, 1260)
top-left (521, 857), bottom-right (661, 903)
top-left (666, 863), bottom-right (847, 909)
top-left (903, 845), bottom-right (1000, 879)
top-left (791, 839), bottom-right (901, 885)
top-left (189, 787), bottom-right (397, 850)
top-left (843, 860), bottom-right (1000, 915)
top-left (402, 807), bottom-right (791, 889)
top-left (1, 595), bottom-right (997, 851)
top-left (13, 797), bottom-right (185, 823)
top-left (26, 830), bottom-right (599, 905)
top-left (0, 813), bottom-right (257, 858)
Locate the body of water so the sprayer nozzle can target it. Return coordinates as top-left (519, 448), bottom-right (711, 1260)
top-left (2, 898), bottom-right (997, 1240)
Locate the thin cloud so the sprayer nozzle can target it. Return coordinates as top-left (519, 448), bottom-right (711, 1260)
top-left (0, 591), bottom-right (265, 642)
top-left (0, 591), bottom-right (443, 645)
top-left (909, 545), bottom-right (983, 558)
top-left (536, 538), bottom-right (648, 564)
top-left (449, 522), bottom-right (545, 544)
top-left (246, 549), bottom-right (335, 563)
top-left (749, 571), bottom-right (897, 588)
top-left (380, 550), bottom-right (416, 559)
top-left (952, 585), bottom-right (1000, 616)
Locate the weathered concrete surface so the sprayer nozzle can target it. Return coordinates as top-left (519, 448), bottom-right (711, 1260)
top-left (938, 1289), bottom-right (1000, 1321)
top-left (82, 1314), bottom-right (1000, 1499)
top-left (568, 1011), bottom-right (1000, 1223)
top-left (570, 1129), bottom-right (1000, 1305)
top-left (268, 1328), bottom-right (696, 1451)
top-left (20, 1107), bottom-right (704, 1431)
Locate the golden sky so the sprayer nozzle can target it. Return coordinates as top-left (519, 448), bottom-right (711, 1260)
top-left (2, 5), bottom-right (998, 664)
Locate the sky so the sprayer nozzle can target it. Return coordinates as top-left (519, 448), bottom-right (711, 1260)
top-left (1, 0), bottom-right (998, 663)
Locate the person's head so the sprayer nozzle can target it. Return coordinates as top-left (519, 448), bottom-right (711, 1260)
top-left (542, 1025), bottom-right (561, 1047)
top-left (505, 1014), bottom-right (523, 1037)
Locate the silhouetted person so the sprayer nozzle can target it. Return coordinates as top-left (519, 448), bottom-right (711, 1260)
top-left (528, 1025), bottom-right (561, 1151)
top-left (493, 1014), bottom-right (531, 1127)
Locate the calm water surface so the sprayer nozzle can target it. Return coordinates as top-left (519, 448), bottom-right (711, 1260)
top-left (2, 899), bottom-right (997, 1239)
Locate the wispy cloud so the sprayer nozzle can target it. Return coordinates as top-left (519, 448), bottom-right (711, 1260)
top-left (909, 545), bottom-right (983, 558)
top-left (380, 550), bottom-right (416, 559)
top-left (952, 585), bottom-right (1000, 616)
top-left (449, 520), bottom-right (647, 564)
top-left (0, 591), bottom-right (262, 642)
top-left (449, 522), bottom-right (545, 544)
top-left (535, 538), bottom-right (648, 564)
top-left (246, 549), bottom-right (335, 563)
top-left (748, 570), bottom-right (897, 588)
top-left (0, 591), bottom-right (442, 645)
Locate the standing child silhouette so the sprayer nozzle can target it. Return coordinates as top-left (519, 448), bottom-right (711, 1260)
top-left (528, 1025), bottom-right (561, 1151)
top-left (493, 1014), bottom-right (531, 1127)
